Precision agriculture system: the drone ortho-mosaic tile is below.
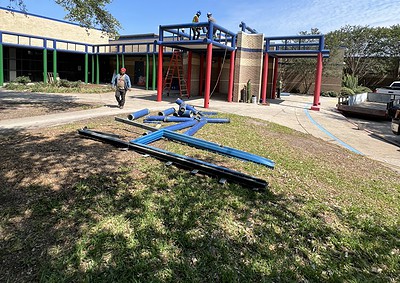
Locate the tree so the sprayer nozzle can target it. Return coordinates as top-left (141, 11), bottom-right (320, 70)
top-left (325, 25), bottom-right (382, 80)
top-left (376, 25), bottom-right (400, 79)
top-left (5, 0), bottom-right (121, 36)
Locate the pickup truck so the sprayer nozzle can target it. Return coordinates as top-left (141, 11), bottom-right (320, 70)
top-left (376, 81), bottom-right (400, 95)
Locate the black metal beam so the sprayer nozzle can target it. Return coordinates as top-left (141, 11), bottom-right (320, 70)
top-left (114, 117), bottom-right (158, 132)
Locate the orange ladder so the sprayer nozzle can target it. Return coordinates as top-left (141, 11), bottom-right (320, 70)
top-left (163, 50), bottom-right (188, 97)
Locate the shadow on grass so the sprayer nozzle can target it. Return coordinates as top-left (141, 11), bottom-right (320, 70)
top-left (0, 129), bottom-right (398, 282)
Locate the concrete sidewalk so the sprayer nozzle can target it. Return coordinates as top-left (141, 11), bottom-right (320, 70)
top-left (1, 88), bottom-right (399, 171)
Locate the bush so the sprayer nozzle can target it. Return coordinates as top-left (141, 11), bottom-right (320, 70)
top-left (4, 82), bottom-right (29, 91)
top-left (340, 87), bottom-right (355, 96)
top-left (13, 76), bottom-right (31, 85)
top-left (321, 91), bottom-right (339, 97)
top-left (58, 79), bottom-right (82, 88)
top-left (354, 86), bottom-right (372, 94)
top-left (342, 74), bottom-right (358, 90)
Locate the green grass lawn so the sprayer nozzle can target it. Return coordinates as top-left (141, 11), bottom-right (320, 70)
top-left (0, 113), bottom-right (399, 282)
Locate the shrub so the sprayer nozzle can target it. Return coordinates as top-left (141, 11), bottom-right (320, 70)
top-left (354, 86), bottom-right (372, 94)
top-left (342, 74), bottom-right (358, 90)
top-left (58, 79), bottom-right (82, 88)
top-left (4, 82), bottom-right (29, 90)
top-left (13, 76), bottom-right (31, 85)
top-left (321, 90), bottom-right (339, 97)
top-left (340, 87), bottom-right (355, 96)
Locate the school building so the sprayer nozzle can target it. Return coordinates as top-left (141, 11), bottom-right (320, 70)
top-left (0, 7), bottom-right (341, 109)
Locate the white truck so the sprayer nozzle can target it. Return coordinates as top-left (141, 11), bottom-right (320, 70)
top-left (376, 81), bottom-right (400, 95)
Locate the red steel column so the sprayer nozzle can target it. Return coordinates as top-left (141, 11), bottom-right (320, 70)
top-left (272, 57), bottom-right (279, 99)
top-left (227, 50), bottom-right (235, 102)
top-left (199, 54), bottom-right (204, 96)
top-left (187, 51), bottom-right (192, 97)
top-left (311, 52), bottom-right (323, 111)
top-left (157, 47), bottom-right (163, 102)
top-left (261, 53), bottom-right (269, 104)
top-left (204, 43), bottom-right (213, 108)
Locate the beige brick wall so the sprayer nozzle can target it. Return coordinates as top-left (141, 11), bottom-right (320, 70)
top-left (233, 32), bottom-right (264, 102)
top-left (0, 9), bottom-right (109, 49)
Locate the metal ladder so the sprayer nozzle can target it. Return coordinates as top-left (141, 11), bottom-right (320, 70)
top-left (163, 49), bottom-right (188, 97)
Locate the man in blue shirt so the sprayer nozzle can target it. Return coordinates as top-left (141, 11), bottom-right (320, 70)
top-left (112, 67), bottom-right (131, 109)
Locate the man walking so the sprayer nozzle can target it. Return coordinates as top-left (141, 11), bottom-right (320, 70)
top-left (112, 67), bottom-right (131, 109)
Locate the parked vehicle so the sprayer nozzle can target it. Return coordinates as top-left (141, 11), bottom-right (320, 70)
top-left (376, 81), bottom-right (400, 95)
top-left (391, 108), bottom-right (400, 135)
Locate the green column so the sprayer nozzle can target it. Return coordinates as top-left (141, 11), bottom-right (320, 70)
top-left (84, 53), bottom-right (88, 83)
top-left (152, 53), bottom-right (156, 90)
top-left (53, 49), bottom-right (57, 84)
top-left (0, 43), bottom-right (3, 86)
top-left (116, 54), bottom-right (119, 72)
top-left (91, 55), bottom-right (95, 83)
top-left (121, 54), bottom-right (125, 68)
top-left (96, 54), bottom-right (99, 84)
top-left (43, 48), bottom-right (48, 84)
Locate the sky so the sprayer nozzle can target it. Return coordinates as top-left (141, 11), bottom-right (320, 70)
top-left (2, 0), bottom-right (400, 36)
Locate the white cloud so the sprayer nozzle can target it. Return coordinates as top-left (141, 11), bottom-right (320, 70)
top-left (222, 0), bottom-right (400, 36)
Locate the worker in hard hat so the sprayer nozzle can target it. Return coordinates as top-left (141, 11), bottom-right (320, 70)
top-left (206, 12), bottom-right (217, 39)
top-left (192, 10), bottom-right (201, 40)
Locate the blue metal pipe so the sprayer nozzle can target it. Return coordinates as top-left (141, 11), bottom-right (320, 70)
top-left (176, 98), bottom-right (200, 115)
top-left (158, 107), bottom-right (176, 116)
top-left (184, 120), bottom-right (207, 136)
top-left (162, 120), bottom-right (198, 132)
top-left (128, 108), bottom-right (150, 120)
top-left (163, 130), bottom-right (275, 168)
top-left (180, 110), bottom-right (193, 117)
top-left (204, 118), bottom-right (230, 123)
top-left (130, 129), bottom-right (164, 145)
top-left (144, 116), bottom-right (165, 122)
top-left (144, 116), bottom-right (195, 122)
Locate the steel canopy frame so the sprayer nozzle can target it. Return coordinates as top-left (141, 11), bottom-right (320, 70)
top-left (130, 129), bottom-right (275, 169)
top-left (262, 34), bottom-right (330, 110)
top-left (78, 128), bottom-right (268, 189)
top-left (157, 22), bottom-right (237, 109)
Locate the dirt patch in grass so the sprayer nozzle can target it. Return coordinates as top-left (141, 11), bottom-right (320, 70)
top-left (0, 100), bottom-right (101, 120)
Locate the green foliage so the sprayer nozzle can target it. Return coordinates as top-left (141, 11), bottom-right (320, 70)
top-left (341, 74), bottom-right (371, 95)
top-left (326, 25), bottom-right (400, 80)
top-left (342, 74), bottom-right (359, 89)
top-left (5, 80), bottom-right (112, 93)
top-left (7, 0), bottom-right (121, 36)
top-left (354, 86), bottom-right (372, 94)
top-left (58, 79), bottom-right (82, 88)
top-left (340, 87), bottom-right (355, 96)
top-left (14, 76), bottom-right (31, 85)
top-left (321, 91), bottom-right (339, 97)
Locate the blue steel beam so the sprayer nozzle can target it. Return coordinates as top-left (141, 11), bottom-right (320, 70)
top-left (144, 116), bottom-right (196, 122)
top-left (78, 128), bottom-right (268, 189)
top-left (130, 129), bottom-right (275, 169)
top-left (184, 120), bottom-right (207, 136)
top-left (163, 130), bottom-right (275, 168)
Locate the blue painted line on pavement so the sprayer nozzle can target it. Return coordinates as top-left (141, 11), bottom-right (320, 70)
top-left (304, 105), bottom-right (364, 155)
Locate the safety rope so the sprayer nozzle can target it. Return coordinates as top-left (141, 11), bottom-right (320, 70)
top-left (210, 46), bottom-right (229, 98)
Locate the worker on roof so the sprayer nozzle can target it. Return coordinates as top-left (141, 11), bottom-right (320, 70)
top-left (192, 10), bottom-right (201, 40)
top-left (206, 12), bottom-right (217, 39)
